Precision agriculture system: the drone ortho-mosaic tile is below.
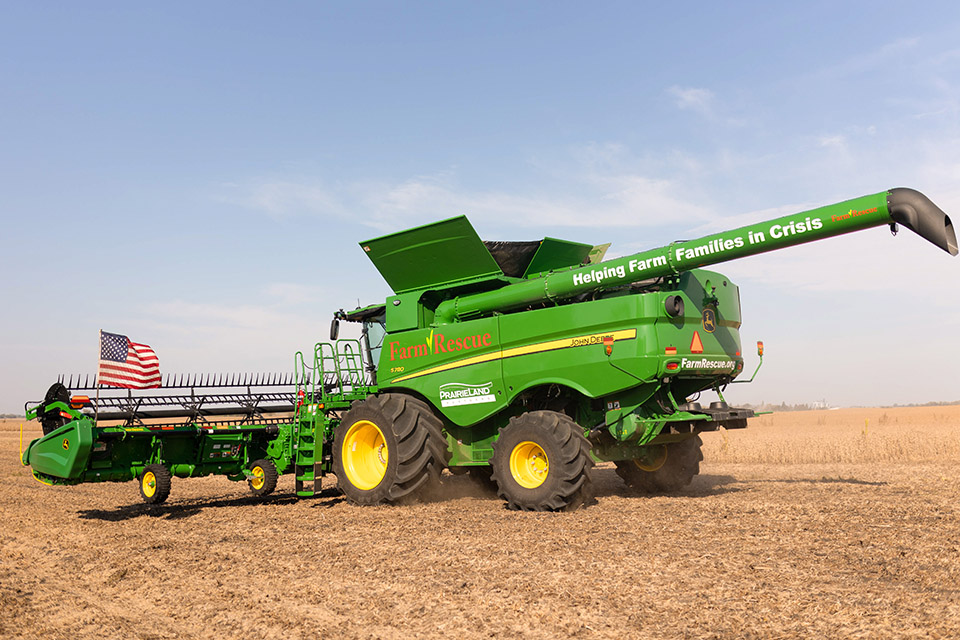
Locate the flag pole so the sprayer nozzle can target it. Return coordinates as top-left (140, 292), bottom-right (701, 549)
top-left (95, 329), bottom-right (101, 423)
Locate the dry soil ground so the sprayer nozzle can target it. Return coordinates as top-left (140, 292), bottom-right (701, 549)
top-left (2, 407), bottom-right (960, 639)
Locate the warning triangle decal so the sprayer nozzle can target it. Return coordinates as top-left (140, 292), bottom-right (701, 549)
top-left (690, 331), bottom-right (704, 354)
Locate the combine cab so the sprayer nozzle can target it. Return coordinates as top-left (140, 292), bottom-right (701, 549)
top-left (22, 188), bottom-right (957, 510)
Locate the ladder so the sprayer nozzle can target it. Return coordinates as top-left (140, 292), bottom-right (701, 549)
top-left (293, 409), bottom-right (320, 497)
top-left (291, 339), bottom-right (375, 497)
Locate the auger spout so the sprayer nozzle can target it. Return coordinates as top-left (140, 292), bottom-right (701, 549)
top-left (434, 188), bottom-right (956, 323)
top-left (888, 188), bottom-right (957, 256)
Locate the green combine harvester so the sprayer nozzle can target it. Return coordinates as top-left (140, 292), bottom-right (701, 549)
top-left (22, 188), bottom-right (957, 510)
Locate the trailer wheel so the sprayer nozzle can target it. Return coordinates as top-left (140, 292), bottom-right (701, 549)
top-left (248, 459), bottom-right (278, 497)
top-left (615, 435), bottom-right (703, 493)
top-left (490, 411), bottom-right (594, 511)
top-left (333, 394), bottom-right (448, 506)
top-left (139, 464), bottom-right (172, 504)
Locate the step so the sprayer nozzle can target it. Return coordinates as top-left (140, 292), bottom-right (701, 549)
top-left (294, 463), bottom-right (322, 497)
top-left (295, 477), bottom-right (321, 497)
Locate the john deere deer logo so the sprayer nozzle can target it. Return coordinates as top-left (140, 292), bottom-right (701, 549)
top-left (702, 308), bottom-right (716, 333)
top-left (61, 438), bottom-right (70, 450)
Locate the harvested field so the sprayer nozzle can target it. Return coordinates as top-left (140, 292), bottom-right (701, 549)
top-left (3, 406), bottom-right (960, 639)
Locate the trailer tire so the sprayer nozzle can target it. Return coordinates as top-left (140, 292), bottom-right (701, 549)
top-left (616, 435), bottom-right (703, 493)
top-left (139, 464), bottom-right (172, 504)
top-left (248, 459), bottom-right (278, 497)
top-left (490, 411), bottom-right (594, 511)
top-left (334, 393), bottom-right (448, 506)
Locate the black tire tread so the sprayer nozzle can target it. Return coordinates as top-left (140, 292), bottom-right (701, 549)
top-left (139, 464), bottom-right (172, 505)
top-left (334, 393), bottom-right (448, 506)
top-left (615, 435), bottom-right (703, 493)
top-left (248, 458), bottom-right (279, 497)
top-left (490, 410), bottom-right (594, 512)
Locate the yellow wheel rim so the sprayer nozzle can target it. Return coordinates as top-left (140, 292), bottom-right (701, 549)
top-left (509, 441), bottom-right (549, 489)
top-left (342, 420), bottom-right (388, 490)
top-left (633, 445), bottom-right (668, 472)
top-left (142, 471), bottom-right (157, 498)
top-left (250, 466), bottom-right (265, 490)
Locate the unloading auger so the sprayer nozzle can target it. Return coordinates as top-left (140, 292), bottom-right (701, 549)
top-left (429, 187), bottom-right (956, 322)
top-left (21, 188), bottom-right (956, 510)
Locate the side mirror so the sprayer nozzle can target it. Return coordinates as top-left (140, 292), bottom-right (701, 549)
top-left (330, 318), bottom-right (340, 341)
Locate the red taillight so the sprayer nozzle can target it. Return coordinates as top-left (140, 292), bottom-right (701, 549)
top-left (666, 362), bottom-right (679, 371)
top-left (664, 347), bottom-right (677, 355)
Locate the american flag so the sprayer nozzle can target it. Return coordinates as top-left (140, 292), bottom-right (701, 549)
top-left (98, 331), bottom-right (161, 388)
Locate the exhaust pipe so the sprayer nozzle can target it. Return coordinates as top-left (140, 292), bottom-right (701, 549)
top-left (888, 188), bottom-right (958, 255)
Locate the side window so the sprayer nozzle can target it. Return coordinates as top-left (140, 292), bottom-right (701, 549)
top-left (362, 316), bottom-right (386, 373)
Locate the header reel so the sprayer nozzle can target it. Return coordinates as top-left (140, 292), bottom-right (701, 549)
top-left (29, 371), bottom-right (308, 434)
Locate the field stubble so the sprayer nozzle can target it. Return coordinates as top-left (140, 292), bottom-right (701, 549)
top-left (704, 405), bottom-right (960, 464)
top-left (2, 405), bottom-right (960, 639)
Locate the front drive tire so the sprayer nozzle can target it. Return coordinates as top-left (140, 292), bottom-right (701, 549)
top-left (333, 393), bottom-right (448, 505)
top-left (139, 464), bottom-right (172, 504)
top-left (490, 411), bottom-right (594, 512)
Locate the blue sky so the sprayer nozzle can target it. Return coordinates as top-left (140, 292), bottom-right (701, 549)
top-left (2, 2), bottom-right (959, 413)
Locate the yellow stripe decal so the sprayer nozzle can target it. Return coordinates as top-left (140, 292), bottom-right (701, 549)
top-left (391, 329), bottom-right (637, 383)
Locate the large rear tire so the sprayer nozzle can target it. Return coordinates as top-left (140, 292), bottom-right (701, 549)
top-left (490, 411), bottom-right (594, 511)
top-left (615, 435), bottom-right (703, 493)
top-left (333, 394), bottom-right (448, 505)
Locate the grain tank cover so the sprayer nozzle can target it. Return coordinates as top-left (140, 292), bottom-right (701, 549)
top-left (519, 237), bottom-right (594, 278)
top-left (360, 216), bottom-right (504, 294)
top-left (484, 237), bottom-right (594, 278)
top-left (361, 215), bottom-right (601, 293)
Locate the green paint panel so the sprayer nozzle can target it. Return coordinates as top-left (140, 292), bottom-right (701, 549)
top-left (359, 216), bottom-right (503, 294)
top-left (24, 419), bottom-right (94, 479)
top-left (380, 318), bottom-right (504, 426)
top-left (522, 237), bottom-right (593, 277)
